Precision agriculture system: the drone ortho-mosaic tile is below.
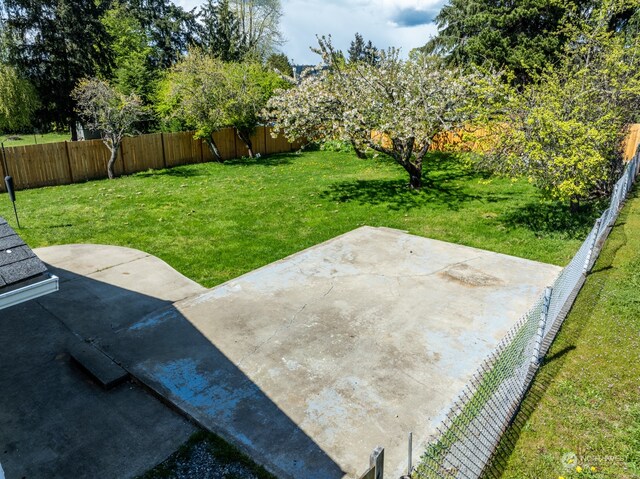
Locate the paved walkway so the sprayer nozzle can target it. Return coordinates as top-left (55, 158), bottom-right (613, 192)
top-left (25, 228), bottom-right (561, 479)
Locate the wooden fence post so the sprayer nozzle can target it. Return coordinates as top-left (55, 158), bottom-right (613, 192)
top-left (160, 132), bottom-right (167, 169)
top-left (120, 140), bottom-right (127, 175)
top-left (358, 446), bottom-right (384, 479)
top-left (64, 141), bottom-right (74, 183)
top-left (371, 446), bottom-right (384, 479)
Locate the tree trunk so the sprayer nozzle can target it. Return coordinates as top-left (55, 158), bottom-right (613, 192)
top-left (70, 121), bottom-right (78, 142)
top-left (237, 129), bottom-right (254, 158)
top-left (205, 137), bottom-right (223, 162)
top-left (570, 198), bottom-right (581, 214)
top-left (107, 143), bottom-right (119, 179)
top-left (350, 139), bottom-right (367, 159)
top-left (407, 163), bottom-right (422, 189)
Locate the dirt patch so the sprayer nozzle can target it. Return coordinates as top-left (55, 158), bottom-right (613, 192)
top-left (440, 263), bottom-right (503, 287)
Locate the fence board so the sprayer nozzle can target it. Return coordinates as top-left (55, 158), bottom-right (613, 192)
top-left (122, 133), bottom-right (165, 173)
top-left (0, 149), bottom-right (6, 192)
top-left (624, 124), bottom-right (640, 161)
top-left (266, 129), bottom-right (293, 155)
top-left (209, 128), bottom-right (237, 161)
top-left (68, 140), bottom-right (100, 182)
top-left (235, 126), bottom-right (268, 157)
top-left (3, 142), bottom-right (71, 190)
top-left (163, 131), bottom-right (203, 167)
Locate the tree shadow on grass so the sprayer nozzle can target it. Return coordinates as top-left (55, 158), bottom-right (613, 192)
top-left (223, 153), bottom-right (296, 167)
top-left (320, 178), bottom-right (480, 211)
top-left (133, 153), bottom-right (297, 179)
top-left (319, 152), bottom-right (483, 211)
top-left (134, 167), bottom-right (205, 179)
top-left (499, 200), bottom-right (607, 239)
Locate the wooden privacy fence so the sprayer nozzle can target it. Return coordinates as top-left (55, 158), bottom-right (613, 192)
top-left (372, 124), bottom-right (640, 160)
top-left (0, 126), bottom-right (302, 192)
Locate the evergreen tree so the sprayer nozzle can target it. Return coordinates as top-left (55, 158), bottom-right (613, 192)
top-left (265, 52), bottom-right (292, 75)
top-left (347, 32), bottom-right (379, 66)
top-left (2, 0), bottom-right (113, 136)
top-left (423, 0), bottom-right (586, 84)
top-left (124, 0), bottom-right (200, 69)
top-left (425, 0), bottom-right (640, 84)
top-left (102, 3), bottom-right (156, 102)
top-left (199, 0), bottom-right (247, 61)
top-left (347, 33), bottom-right (365, 63)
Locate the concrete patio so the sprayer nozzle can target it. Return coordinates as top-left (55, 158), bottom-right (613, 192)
top-left (7, 226), bottom-right (562, 478)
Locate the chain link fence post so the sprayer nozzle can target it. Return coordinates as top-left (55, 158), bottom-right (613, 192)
top-left (583, 218), bottom-right (602, 275)
top-left (531, 287), bottom-right (552, 368)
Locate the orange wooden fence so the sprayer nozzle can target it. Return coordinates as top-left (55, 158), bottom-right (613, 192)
top-left (0, 126), bottom-right (303, 192)
top-left (372, 124), bottom-right (640, 161)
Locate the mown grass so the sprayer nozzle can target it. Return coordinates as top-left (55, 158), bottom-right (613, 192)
top-left (0, 150), bottom-right (596, 287)
top-left (488, 188), bottom-right (640, 479)
top-left (1, 131), bottom-right (70, 146)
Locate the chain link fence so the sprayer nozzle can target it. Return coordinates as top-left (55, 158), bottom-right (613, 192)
top-left (414, 148), bottom-right (640, 479)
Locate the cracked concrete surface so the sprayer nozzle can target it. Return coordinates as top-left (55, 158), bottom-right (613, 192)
top-left (33, 227), bottom-right (562, 479)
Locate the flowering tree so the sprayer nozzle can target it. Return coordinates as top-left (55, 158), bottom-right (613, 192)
top-left (266, 38), bottom-right (494, 189)
top-left (73, 79), bottom-right (146, 179)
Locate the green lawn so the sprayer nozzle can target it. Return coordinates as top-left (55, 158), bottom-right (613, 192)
top-left (1, 147), bottom-right (625, 478)
top-left (1, 131), bottom-right (71, 147)
top-left (0, 150), bottom-right (596, 287)
top-left (489, 189), bottom-right (640, 479)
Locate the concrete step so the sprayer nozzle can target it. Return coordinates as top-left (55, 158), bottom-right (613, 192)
top-left (69, 341), bottom-right (129, 390)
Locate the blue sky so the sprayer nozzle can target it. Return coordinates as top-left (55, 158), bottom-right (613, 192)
top-left (177, 0), bottom-right (445, 64)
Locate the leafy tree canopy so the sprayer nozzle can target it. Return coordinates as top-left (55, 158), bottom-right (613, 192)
top-left (102, 3), bottom-right (156, 102)
top-left (474, 1), bottom-right (640, 206)
top-left (231, 0), bottom-right (283, 60)
top-left (73, 78), bottom-right (147, 179)
top-left (267, 37), bottom-right (498, 189)
top-left (120, 0), bottom-right (200, 69)
top-left (157, 49), bottom-right (289, 160)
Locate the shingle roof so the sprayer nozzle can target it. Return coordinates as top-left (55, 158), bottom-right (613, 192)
top-left (0, 217), bottom-right (48, 289)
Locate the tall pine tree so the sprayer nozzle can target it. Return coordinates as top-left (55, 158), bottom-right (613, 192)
top-left (423, 0), bottom-right (586, 84)
top-left (2, 0), bottom-right (113, 136)
top-left (347, 32), bottom-right (379, 65)
top-left (123, 0), bottom-right (200, 69)
top-left (199, 0), bottom-right (247, 61)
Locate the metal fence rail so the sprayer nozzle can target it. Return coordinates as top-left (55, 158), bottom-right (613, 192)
top-left (415, 148), bottom-right (640, 479)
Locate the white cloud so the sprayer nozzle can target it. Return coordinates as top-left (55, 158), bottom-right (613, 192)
top-left (174, 0), bottom-right (442, 65)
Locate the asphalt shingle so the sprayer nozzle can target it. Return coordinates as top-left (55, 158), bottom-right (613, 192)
top-left (0, 234), bottom-right (25, 251)
top-left (0, 218), bottom-right (49, 290)
top-left (0, 223), bottom-right (14, 239)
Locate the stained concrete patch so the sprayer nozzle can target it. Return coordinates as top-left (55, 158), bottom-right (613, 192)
top-left (441, 262), bottom-right (503, 286)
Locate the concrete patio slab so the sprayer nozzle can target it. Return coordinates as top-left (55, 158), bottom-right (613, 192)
top-left (123, 226), bottom-right (561, 478)
top-left (34, 228), bottom-right (561, 478)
